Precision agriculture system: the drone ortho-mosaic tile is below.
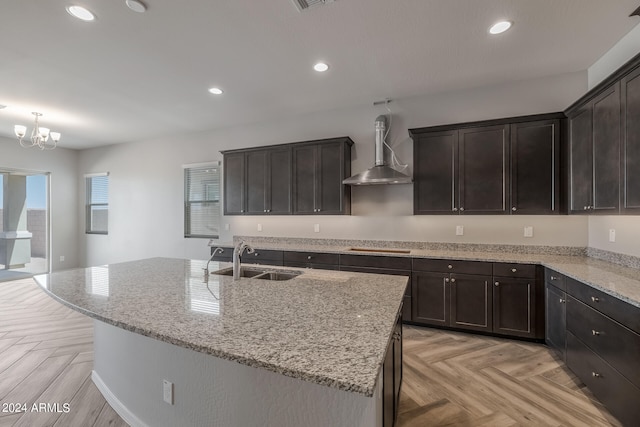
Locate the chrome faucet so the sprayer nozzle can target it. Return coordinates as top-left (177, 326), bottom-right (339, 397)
top-left (203, 247), bottom-right (225, 281)
top-left (232, 240), bottom-right (255, 280)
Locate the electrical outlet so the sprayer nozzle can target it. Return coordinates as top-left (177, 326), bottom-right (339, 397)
top-left (257, 223), bottom-right (262, 232)
top-left (524, 226), bottom-right (534, 238)
top-left (163, 379), bottom-right (173, 405)
top-left (314, 224), bottom-right (320, 233)
top-left (455, 225), bottom-right (464, 236)
top-left (224, 223), bottom-right (230, 231)
top-left (59, 255), bottom-right (65, 262)
top-left (609, 229), bottom-right (616, 242)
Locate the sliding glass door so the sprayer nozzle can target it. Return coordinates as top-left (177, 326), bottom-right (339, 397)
top-left (0, 169), bottom-right (50, 282)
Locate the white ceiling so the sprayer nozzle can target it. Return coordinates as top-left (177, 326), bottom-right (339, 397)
top-left (0, 0), bottom-right (638, 150)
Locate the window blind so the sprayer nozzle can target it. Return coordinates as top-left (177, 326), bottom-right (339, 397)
top-left (86, 173), bottom-right (109, 234)
top-left (184, 163), bottom-right (221, 238)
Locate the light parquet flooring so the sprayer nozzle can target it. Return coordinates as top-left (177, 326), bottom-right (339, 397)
top-left (0, 278), bottom-right (624, 427)
top-left (398, 326), bottom-right (623, 427)
top-left (0, 278), bottom-right (127, 427)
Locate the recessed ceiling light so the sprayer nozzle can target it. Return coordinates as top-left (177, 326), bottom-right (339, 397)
top-left (489, 20), bottom-right (512, 35)
top-left (313, 62), bottom-right (329, 72)
top-left (125, 0), bottom-right (147, 13)
top-left (208, 87), bottom-right (223, 95)
top-left (66, 5), bottom-right (96, 21)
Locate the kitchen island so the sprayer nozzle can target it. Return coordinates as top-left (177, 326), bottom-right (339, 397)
top-left (34, 258), bottom-right (407, 427)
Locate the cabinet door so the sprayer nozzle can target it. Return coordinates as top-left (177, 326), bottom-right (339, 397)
top-left (510, 120), bottom-right (560, 214)
top-left (569, 105), bottom-right (593, 213)
top-left (382, 339), bottom-right (394, 427)
top-left (292, 145), bottom-right (317, 214)
top-left (317, 142), bottom-right (348, 214)
top-left (223, 152), bottom-right (245, 215)
top-left (450, 274), bottom-right (492, 332)
top-left (546, 283), bottom-right (566, 359)
top-left (493, 277), bottom-right (535, 338)
top-left (621, 67), bottom-right (640, 213)
top-left (458, 125), bottom-right (509, 214)
top-left (413, 131), bottom-right (458, 214)
top-left (267, 148), bottom-right (292, 214)
top-left (592, 84), bottom-right (620, 212)
top-left (245, 150), bottom-right (267, 214)
top-left (412, 272), bottom-right (449, 327)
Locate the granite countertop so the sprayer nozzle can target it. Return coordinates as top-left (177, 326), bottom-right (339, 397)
top-left (216, 238), bottom-right (640, 308)
top-left (34, 258), bottom-right (407, 397)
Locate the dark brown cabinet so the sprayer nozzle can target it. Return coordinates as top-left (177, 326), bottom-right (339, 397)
top-left (292, 138), bottom-right (352, 215)
top-left (493, 277), bottom-right (535, 338)
top-left (223, 152), bottom-right (245, 215)
top-left (621, 66), bottom-right (640, 214)
top-left (222, 137), bottom-right (352, 216)
top-left (567, 83), bottom-right (621, 214)
top-left (510, 119), bottom-right (561, 214)
top-left (545, 281), bottom-right (567, 359)
top-left (411, 113), bottom-right (563, 215)
top-left (382, 312), bottom-right (403, 427)
top-left (245, 148), bottom-right (291, 215)
top-left (412, 259), bottom-right (493, 332)
top-left (282, 251), bottom-right (340, 270)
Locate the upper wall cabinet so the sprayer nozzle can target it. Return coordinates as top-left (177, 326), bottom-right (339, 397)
top-left (410, 114), bottom-right (563, 215)
top-left (621, 66), bottom-right (640, 214)
top-left (221, 137), bottom-right (352, 216)
top-left (567, 83), bottom-right (621, 214)
top-left (292, 138), bottom-right (353, 215)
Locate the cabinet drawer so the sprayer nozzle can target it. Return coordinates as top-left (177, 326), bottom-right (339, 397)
top-left (566, 296), bottom-right (640, 388)
top-left (493, 263), bottom-right (536, 279)
top-left (566, 278), bottom-right (640, 335)
top-left (283, 251), bottom-right (340, 265)
top-left (544, 269), bottom-right (566, 290)
top-left (339, 254), bottom-right (412, 270)
top-left (242, 249), bottom-right (283, 263)
top-left (283, 261), bottom-right (340, 271)
top-left (412, 258), bottom-right (492, 275)
top-left (566, 332), bottom-right (640, 427)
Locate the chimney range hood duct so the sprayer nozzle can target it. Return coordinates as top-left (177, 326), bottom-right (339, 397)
top-left (343, 115), bottom-right (412, 185)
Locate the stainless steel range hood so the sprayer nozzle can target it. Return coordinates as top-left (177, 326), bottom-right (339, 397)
top-left (343, 115), bottom-right (412, 185)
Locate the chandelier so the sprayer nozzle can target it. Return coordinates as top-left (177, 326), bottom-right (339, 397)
top-left (14, 112), bottom-right (61, 150)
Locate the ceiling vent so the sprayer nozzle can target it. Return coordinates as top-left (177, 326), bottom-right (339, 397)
top-left (292, 0), bottom-right (335, 12)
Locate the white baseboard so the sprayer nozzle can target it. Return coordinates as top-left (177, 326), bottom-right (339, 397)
top-left (91, 370), bottom-right (149, 427)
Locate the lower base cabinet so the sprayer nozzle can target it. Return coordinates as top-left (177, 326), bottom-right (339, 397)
top-left (383, 312), bottom-right (403, 427)
top-left (545, 282), bottom-right (567, 359)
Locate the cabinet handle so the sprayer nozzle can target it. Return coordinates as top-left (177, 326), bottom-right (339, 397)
top-left (445, 278), bottom-right (450, 283)
top-left (240, 209), bottom-right (244, 213)
top-left (550, 275), bottom-right (557, 281)
top-left (511, 207), bottom-right (517, 211)
top-left (494, 281), bottom-right (500, 287)
top-left (592, 330), bottom-right (600, 336)
top-left (452, 207), bottom-right (458, 212)
top-left (583, 206), bottom-right (588, 210)
top-left (447, 264), bottom-right (453, 269)
top-left (459, 207), bottom-right (464, 211)
top-left (592, 372), bottom-right (601, 378)
top-left (307, 255), bottom-right (312, 260)
top-left (451, 278), bottom-right (456, 283)
top-left (591, 296), bottom-right (599, 303)
top-left (559, 298), bottom-right (565, 303)
top-left (263, 209), bottom-right (267, 212)
top-left (254, 253), bottom-right (259, 256)
top-left (511, 268), bottom-right (517, 273)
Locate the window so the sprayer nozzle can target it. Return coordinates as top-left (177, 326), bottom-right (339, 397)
top-left (86, 173), bottom-right (109, 234)
top-left (184, 163), bottom-right (221, 238)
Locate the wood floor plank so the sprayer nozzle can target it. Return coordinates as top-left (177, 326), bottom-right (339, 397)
top-left (0, 348), bottom-right (55, 398)
top-left (52, 377), bottom-right (107, 427)
top-left (92, 402), bottom-right (129, 427)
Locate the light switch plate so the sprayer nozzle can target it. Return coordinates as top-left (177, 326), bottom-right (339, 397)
top-left (257, 223), bottom-right (263, 232)
top-left (163, 379), bottom-right (173, 405)
top-left (455, 225), bottom-right (464, 236)
top-left (609, 229), bottom-right (616, 242)
top-left (314, 224), bottom-right (320, 233)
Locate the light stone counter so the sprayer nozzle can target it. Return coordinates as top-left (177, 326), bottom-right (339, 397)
top-left (218, 237), bottom-right (640, 309)
top-left (34, 257), bottom-right (407, 397)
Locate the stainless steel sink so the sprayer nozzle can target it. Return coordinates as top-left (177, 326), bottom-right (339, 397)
top-left (211, 267), bottom-right (301, 281)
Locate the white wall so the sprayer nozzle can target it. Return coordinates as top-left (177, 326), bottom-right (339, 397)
top-left (586, 23), bottom-right (640, 258)
top-left (78, 71), bottom-right (589, 267)
top-left (0, 136), bottom-right (79, 270)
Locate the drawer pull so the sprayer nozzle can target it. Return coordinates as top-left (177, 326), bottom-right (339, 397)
top-left (494, 281), bottom-right (500, 287)
top-left (550, 275), bottom-right (557, 280)
top-left (511, 268), bottom-right (517, 273)
top-left (307, 256), bottom-right (312, 260)
top-left (559, 298), bottom-right (565, 303)
top-left (592, 330), bottom-right (600, 336)
top-left (254, 253), bottom-right (259, 256)
top-left (591, 296), bottom-right (599, 303)
top-left (447, 264), bottom-right (453, 269)
top-left (451, 278), bottom-right (456, 283)
top-left (592, 372), bottom-right (601, 378)
top-left (445, 278), bottom-right (450, 283)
